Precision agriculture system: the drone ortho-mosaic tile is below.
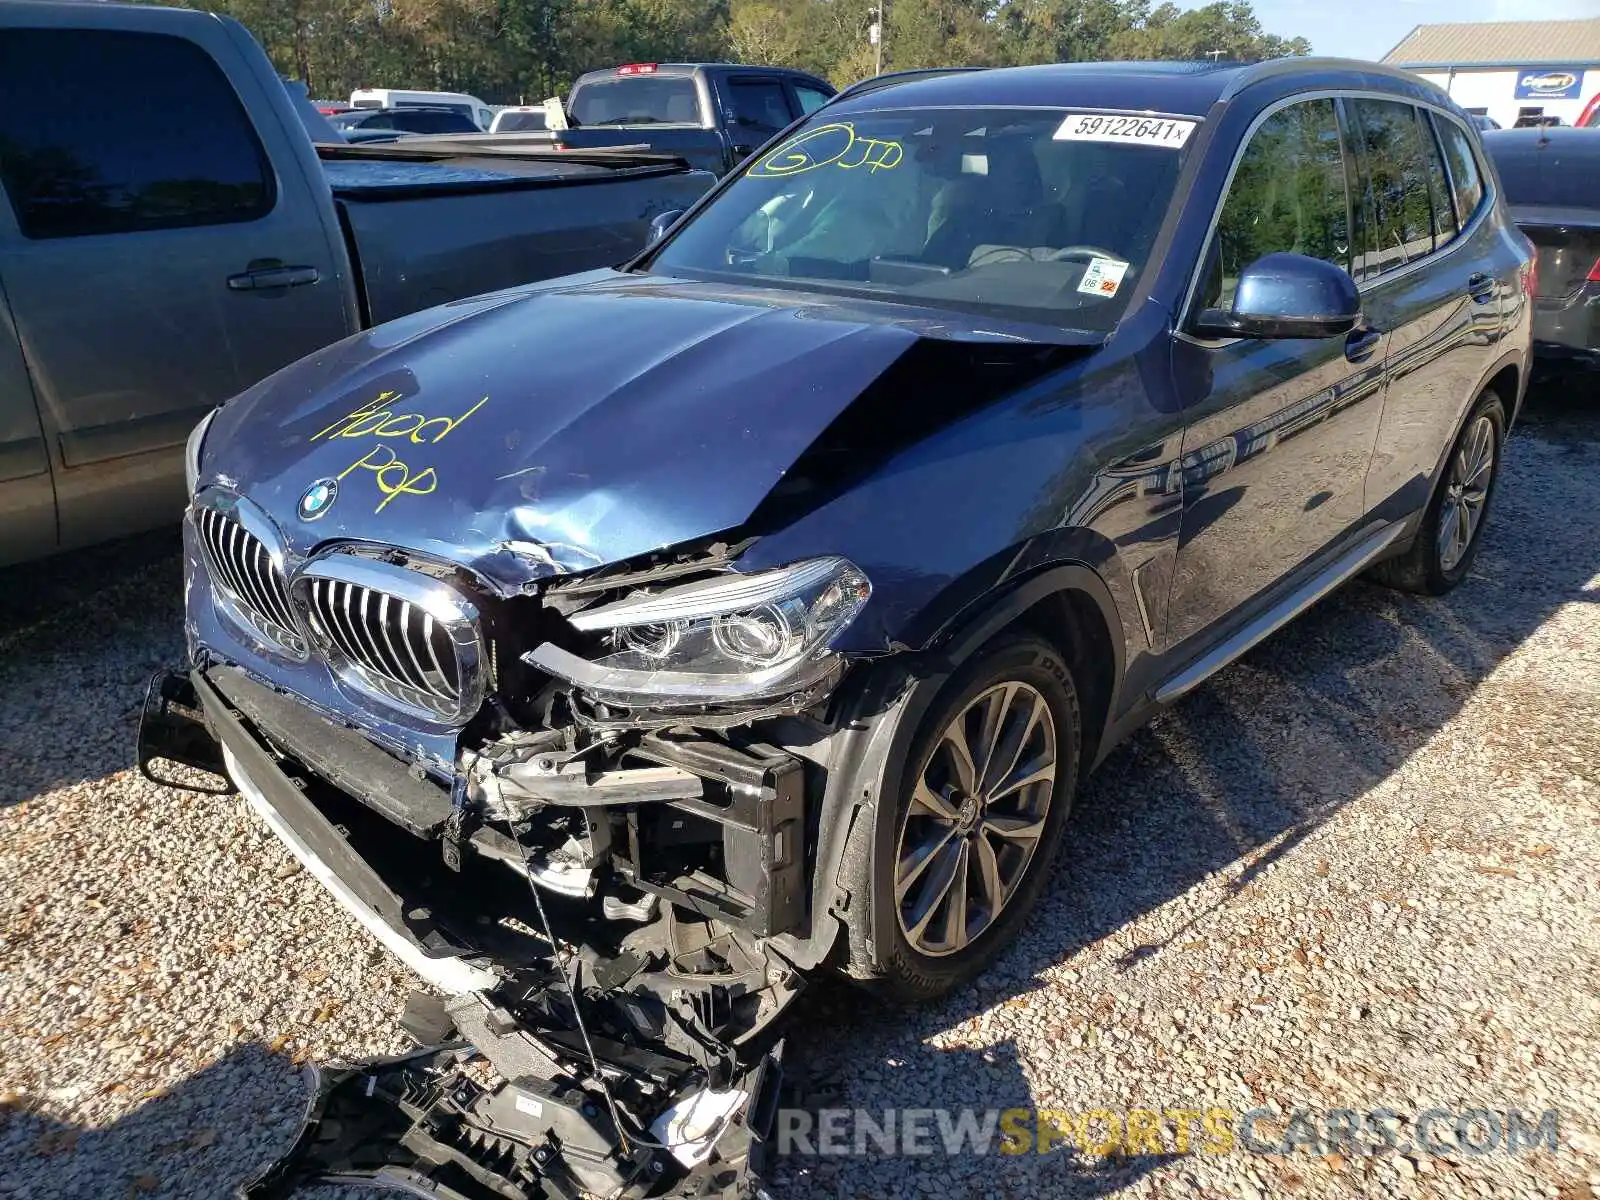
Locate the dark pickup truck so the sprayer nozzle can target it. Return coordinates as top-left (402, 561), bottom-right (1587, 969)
top-left (0, 2), bottom-right (713, 566)
top-left (540, 62), bottom-right (837, 176)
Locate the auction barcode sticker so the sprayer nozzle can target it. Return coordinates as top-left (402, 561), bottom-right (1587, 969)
top-left (1054, 113), bottom-right (1197, 148)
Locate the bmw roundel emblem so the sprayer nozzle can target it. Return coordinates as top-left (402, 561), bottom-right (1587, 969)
top-left (298, 478), bottom-right (338, 521)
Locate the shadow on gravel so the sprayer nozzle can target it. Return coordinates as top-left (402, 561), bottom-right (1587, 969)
top-left (780, 382), bottom-right (1600, 1196)
top-left (0, 1042), bottom-right (304, 1199)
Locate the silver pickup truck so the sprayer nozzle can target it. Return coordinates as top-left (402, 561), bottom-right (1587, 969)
top-left (0, 1), bottom-right (712, 566)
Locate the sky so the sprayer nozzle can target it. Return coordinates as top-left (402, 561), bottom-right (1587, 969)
top-left (1227, 0), bottom-right (1600, 62)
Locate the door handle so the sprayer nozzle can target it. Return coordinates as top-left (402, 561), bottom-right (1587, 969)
top-left (1467, 271), bottom-right (1496, 303)
top-left (227, 265), bottom-right (321, 291)
top-left (1344, 327), bottom-right (1382, 363)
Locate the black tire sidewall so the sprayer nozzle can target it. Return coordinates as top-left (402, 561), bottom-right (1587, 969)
top-left (868, 633), bottom-right (1081, 1001)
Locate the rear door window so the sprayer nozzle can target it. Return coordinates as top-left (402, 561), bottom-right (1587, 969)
top-left (726, 78), bottom-right (794, 137)
top-left (1347, 99), bottom-right (1435, 277)
top-left (1200, 98), bottom-right (1351, 312)
top-left (0, 28), bottom-right (273, 240)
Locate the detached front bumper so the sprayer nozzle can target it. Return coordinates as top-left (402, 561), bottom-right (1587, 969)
top-left (136, 667), bottom-right (788, 1200)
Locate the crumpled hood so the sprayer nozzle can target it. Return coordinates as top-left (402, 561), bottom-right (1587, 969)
top-left (203, 272), bottom-right (925, 587)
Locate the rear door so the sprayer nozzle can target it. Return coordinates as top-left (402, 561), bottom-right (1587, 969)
top-left (0, 12), bottom-right (349, 551)
top-left (1349, 100), bottom-right (1511, 521)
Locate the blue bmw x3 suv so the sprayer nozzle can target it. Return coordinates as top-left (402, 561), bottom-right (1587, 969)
top-left (146, 57), bottom-right (1532, 1197)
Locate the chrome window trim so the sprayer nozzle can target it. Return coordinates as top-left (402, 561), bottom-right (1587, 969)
top-left (192, 491), bottom-right (309, 662)
top-left (289, 553), bottom-right (487, 729)
top-left (1176, 88), bottom-right (1498, 349)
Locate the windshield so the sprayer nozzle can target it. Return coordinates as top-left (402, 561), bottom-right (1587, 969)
top-left (650, 107), bottom-right (1188, 327)
top-left (569, 76), bottom-right (700, 126)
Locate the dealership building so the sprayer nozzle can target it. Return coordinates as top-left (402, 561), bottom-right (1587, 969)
top-left (1383, 17), bottom-right (1600, 128)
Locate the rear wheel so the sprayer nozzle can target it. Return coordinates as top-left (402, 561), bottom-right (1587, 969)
top-left (1373, 390), bottom-right (1506, 596)
top-left (855, 633), bottom-right (1080, 1002)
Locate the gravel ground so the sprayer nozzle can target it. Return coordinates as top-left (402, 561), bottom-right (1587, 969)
top-left (2, 385), bottom-right (1598, 1199)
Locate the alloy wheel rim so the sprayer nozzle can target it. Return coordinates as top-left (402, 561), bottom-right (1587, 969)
top-left (894, 681), bottom-right (1057, 957)
top-left (1437, 415), bottom-right (1495, 573)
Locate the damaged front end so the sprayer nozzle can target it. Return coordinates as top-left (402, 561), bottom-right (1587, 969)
top-left (141, 538), bottom-right (882, 1199)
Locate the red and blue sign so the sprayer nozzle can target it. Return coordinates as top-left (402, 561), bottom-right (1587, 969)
top-left (1514, 69), bottom-right (1584, 100)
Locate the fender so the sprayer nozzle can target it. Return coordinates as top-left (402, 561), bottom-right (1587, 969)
top-left (776, 557), bottom-right (1128, 977)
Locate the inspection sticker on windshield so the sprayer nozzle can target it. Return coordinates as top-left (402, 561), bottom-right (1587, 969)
top-left (1054, 113), bottom-right (1196, 147)
top-left (1078, 256), bottom-right (1130, 298)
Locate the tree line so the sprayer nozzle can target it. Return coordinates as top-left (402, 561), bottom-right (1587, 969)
top-left (138, 0), bottom-right (1311, 105)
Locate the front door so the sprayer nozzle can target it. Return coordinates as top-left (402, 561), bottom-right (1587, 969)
top-left (1166, 96), bottom-right (1388, 649)
top-left (0, 13), bottom-right (350, 552)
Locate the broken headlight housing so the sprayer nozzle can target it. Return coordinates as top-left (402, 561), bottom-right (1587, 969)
top-left (528, 556), bottom-right (871, 707)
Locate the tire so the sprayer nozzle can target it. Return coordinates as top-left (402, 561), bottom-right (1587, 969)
top-left (851, 632), bottom-right (1081, 1003)
top-left (1373, 389), bottom-right (1507, 596)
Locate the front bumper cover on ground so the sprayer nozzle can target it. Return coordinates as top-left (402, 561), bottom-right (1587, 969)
top-left (136, 669), bottom-right (788, 1200)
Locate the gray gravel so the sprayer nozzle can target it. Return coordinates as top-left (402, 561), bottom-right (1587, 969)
top-left (2, 386), bottom-right (1598, 1199)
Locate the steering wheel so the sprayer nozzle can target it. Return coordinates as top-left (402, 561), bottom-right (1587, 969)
top-left (1044, 245), bottom-right (1121, 263)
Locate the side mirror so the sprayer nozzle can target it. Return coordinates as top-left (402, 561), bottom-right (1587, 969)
top-left (647, 209), bottom-right (686, 247)
top-left (1192, 252), bottom-right (1360, 340)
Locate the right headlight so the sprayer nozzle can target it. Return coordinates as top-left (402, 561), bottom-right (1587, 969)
top-left (524, 556), bottom-right (872, 707)
top-left (184, 408), bottom-right (218, 496)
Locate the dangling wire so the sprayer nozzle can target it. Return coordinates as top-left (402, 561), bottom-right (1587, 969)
top-left (512, 827), bottom-right (681, 1155)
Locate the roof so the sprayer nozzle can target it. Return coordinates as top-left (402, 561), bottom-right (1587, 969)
top-left (827, 58), bottom-right (1446, 121)
top-left (1383, 19), bottom-right (1600, 69)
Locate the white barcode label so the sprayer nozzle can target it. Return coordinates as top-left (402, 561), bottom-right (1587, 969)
top-left (1054, 113), bottom-right (1197, 148)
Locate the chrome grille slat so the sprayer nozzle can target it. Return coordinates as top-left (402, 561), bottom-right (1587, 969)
top-left (396, 600), bottom-right (437, 696)
top-left (196, 504), bottom-right (303, 658)
top-left (299, 567), bottom-right (477, 722)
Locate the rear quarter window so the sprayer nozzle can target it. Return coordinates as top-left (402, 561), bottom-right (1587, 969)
top-left (0, 27), bottom-right (273, 239)
top-left (1436, 117), bottom-right (1487, 221)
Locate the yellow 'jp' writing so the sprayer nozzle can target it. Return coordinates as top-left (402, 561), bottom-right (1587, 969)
top-left (750, 122), bottom-right (903, 177)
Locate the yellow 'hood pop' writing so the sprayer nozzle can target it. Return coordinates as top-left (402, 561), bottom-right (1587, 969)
top-left (309, 391), bottom-right (487, 514)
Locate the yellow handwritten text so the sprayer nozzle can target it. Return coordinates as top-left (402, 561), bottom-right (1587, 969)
top-left (312, 392), bottom-right (488, 445)
top-left (310, 391), bottom-right (487, 514)
top-left (337, 444), bottom-right (438, 513)
top-left (750, 122), bottom-right (903, 178)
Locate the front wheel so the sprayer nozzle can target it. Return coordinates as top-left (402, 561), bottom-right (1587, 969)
top-left (855, 633), bottom-right (1081, 1002)
top-left (1373, 390), bottom-right (1507, 596)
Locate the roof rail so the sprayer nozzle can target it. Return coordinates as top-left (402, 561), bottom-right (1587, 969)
top-left (828, 67), bottom-right (990, 106)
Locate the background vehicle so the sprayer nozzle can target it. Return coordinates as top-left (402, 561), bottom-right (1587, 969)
top-left (1485, 128), bottom-right (1600, 371)
top-left (330, 105), bottom-right (480, 136)
top-left (145, 56), bottom-right (1530, 1199)
top-left (546, 63), bottom-right (836, 175)
top-left (0, 2), bottom-right (713, 566)
top-left (349, 86), bottom-right (492, 130)
top-left (489, 104), bottom-right (549, 133)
